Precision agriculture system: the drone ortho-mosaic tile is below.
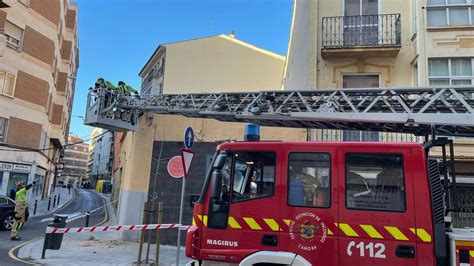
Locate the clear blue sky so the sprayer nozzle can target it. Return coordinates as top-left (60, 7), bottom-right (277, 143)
top-left (70, 0), bottom-right (293, 140)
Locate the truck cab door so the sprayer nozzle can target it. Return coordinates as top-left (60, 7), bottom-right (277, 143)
top-left (199, 150), bottom-right (280, 264)
top-left (279, 147), bottom-right (338, 266)
top-left (338, 148), bottom-right (417, 266)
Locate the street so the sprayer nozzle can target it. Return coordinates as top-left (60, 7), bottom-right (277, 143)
top-left (0, 189), bottom-right (106, 265)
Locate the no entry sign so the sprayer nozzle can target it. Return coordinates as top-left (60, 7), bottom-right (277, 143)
top-left (167, 156), bottom-right (184, 178)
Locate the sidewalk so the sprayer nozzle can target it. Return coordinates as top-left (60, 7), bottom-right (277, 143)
top-left (18, 192), bottom-right (191, 265)
top-left (31, 187), bottom-right (74, 217)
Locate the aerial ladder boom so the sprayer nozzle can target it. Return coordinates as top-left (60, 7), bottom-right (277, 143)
top-left (85, 86), bottom-right (474, 137)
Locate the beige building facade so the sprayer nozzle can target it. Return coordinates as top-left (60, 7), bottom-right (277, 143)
top-left (0, 0), bottom-right (79, 202)
top-left (116, 34), bottom-right (306, 240)
top-left (284, 0), bottom-right (474, 174)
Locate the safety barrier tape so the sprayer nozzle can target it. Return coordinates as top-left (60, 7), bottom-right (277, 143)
top-left (192, 214), bottom-right (432, 243)
top-left (65, 214), bottom-right (88, 223)
top-left (89, 199), bottom-right (118, 214)
top-left (64, 199), bottom-right (119, 223)
top-left (45, 223), bottom-right (190, 234)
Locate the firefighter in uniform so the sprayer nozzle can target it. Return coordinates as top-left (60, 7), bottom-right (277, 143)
top-left (117, 81), bottom-right (138, 95)
top-left (10, 180), bottom-right (36, 241)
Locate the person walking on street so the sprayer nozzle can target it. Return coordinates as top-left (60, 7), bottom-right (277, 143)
top-left (11, 180), bottom-right (36, 241)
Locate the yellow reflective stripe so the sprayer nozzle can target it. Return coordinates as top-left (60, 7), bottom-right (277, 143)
top-left (203, 215), bottom-right (208, 226)
top-left (192, 217), bottom-right (196, 226)
top-left (470, 251), bottom-right (474, 257)
top-left (360, 224), bottom-right (383, 239)
top-left (228, 217), bottom-right (242, 229)
top-left (283, 219), bottom-right (291, 226)
top-left (385, 226), bottom-right (409, 241)
top-left (456, 240), bottom-right (474, 247)
top-left (263, 218), bottom-right (280, 231)
top-left (327, 228), bottom-right (334, 235)
top-left (336, 223), bottom-right (359, 237)
top-left (409, 228), bottom-right (432, 243)
top-left (243, 217), bottom-right (262, 230)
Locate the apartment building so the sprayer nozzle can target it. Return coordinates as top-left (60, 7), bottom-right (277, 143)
top-left (0, 0), bottom-right (79, 201)
top-left (60, 135), bottom-right (88, 188)
top-left (87, 127), bottom-right (114, 186)
top-left (115, 34), bottom-right (306, 241)
top-left (283, 0), bottom-right (474, 176)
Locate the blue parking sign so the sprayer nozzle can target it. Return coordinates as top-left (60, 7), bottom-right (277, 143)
top-left (184, 127), bottom-right (194, 149)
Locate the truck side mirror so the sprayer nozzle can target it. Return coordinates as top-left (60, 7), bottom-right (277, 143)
top-left (210, 170), bottom-right (223, 200)
top-left (213, 154), bottom-right (227, 169)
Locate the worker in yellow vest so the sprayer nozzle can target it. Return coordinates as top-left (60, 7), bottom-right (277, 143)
top-left (10, 180), bottom-right (36, 241)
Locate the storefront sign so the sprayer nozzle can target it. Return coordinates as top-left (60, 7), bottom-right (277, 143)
top-left (13, 164), bottom-right (31, 173)
top-left (0, 163), bottom-right (13, 171)
top-left (0, 162), bottom-right (31, 173)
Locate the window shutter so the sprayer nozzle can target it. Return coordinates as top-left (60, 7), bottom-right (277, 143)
top-left (4, 73), bottom-right (16, 97)
top-left (5, 21), bottom-right (23, 41)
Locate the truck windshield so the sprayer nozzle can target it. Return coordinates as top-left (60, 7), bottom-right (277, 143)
top-left (231, 151), bottom-right (276, 203)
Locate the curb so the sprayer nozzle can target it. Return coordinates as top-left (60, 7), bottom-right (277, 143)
top-left (7, 237), bottom-right (41, 265)
top-left (7, 190), bottom-right (77, 266)
top-left (8, 190), bottom-right (110, 265)
top-left (32, 188), bottom-right (77, 218)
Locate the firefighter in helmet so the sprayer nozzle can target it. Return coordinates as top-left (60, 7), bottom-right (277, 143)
top-left (118, 81), bottom-right (138, 95)
top-left (11, 180), bottom-right (36, 241)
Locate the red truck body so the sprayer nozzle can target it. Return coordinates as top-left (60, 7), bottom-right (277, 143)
top-left (186, 141), bottom-right (439, 265)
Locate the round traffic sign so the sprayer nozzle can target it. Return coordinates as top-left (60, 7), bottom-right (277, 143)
top-left (167, 156), bottom-right (184, 178)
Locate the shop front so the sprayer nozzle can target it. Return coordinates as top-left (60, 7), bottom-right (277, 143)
top-left (0, 162), bottom-right (46, 201)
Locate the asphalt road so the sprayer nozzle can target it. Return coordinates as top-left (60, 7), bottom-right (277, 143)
top-left (0, 189), bottom-right (106, 265)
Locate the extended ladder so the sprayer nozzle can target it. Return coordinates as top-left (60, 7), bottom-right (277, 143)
top-left (85, 86), bottom-right (474, 137)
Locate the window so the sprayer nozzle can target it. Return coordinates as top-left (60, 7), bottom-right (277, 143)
top-left (4, 21), bottom-right (23, 51)
top-left (288, 153), bottom-right (331, 207)
top-left (32, 175), bottom-right (44, 197)
top-left (429, 58), bottom-right (474, 85)
top-left (346, 153), bottom-right (406, 212)
top-left (342, 75), bottom-right (380, 142)
top-left (0, 117), bottom-right (8, 143)
top-left (345, 0), bottom-right (378, 16)
top-left (413, 63), bottom-right (419, 86)
top-left (231, 151), bottom-right (276, 202)
top-left (343, 0), bottom-right (379, 46)
top-left (427, 0), bottom-right (474, 27)
top-left (0, 71), bottom-right (16, 97)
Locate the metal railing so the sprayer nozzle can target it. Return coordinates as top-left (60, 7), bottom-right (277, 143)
top-left (322, 13), bottom-right (401, 48)
top-left (141, 66), bottom-right (164, 90)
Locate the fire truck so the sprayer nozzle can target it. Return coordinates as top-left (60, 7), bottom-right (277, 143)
top-left (86, 86), bottom-right (474, 265)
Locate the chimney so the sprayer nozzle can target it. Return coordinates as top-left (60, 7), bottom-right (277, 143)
top-left (229, 31), bottom-right (235, 38)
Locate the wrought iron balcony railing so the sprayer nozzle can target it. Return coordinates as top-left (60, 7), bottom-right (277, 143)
top-left (322, 13), bottom-right (401, 49)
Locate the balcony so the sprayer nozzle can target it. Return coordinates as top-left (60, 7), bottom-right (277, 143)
top-left (141, 66), bottom-right (164, 90)
top-left (321, 14), bottom-right (401, 59)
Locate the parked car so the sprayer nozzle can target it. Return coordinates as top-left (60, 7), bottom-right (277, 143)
top-left (0, 195), bottom-right (29, 230)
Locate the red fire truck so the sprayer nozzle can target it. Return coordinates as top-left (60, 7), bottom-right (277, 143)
top-left (85, 86), bottom-right (474, 265)
top-left (185, 140), bottom-right (465, 265)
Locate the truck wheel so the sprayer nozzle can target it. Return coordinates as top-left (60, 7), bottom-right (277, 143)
top-left (0, 213), bottom-right (15, 230)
